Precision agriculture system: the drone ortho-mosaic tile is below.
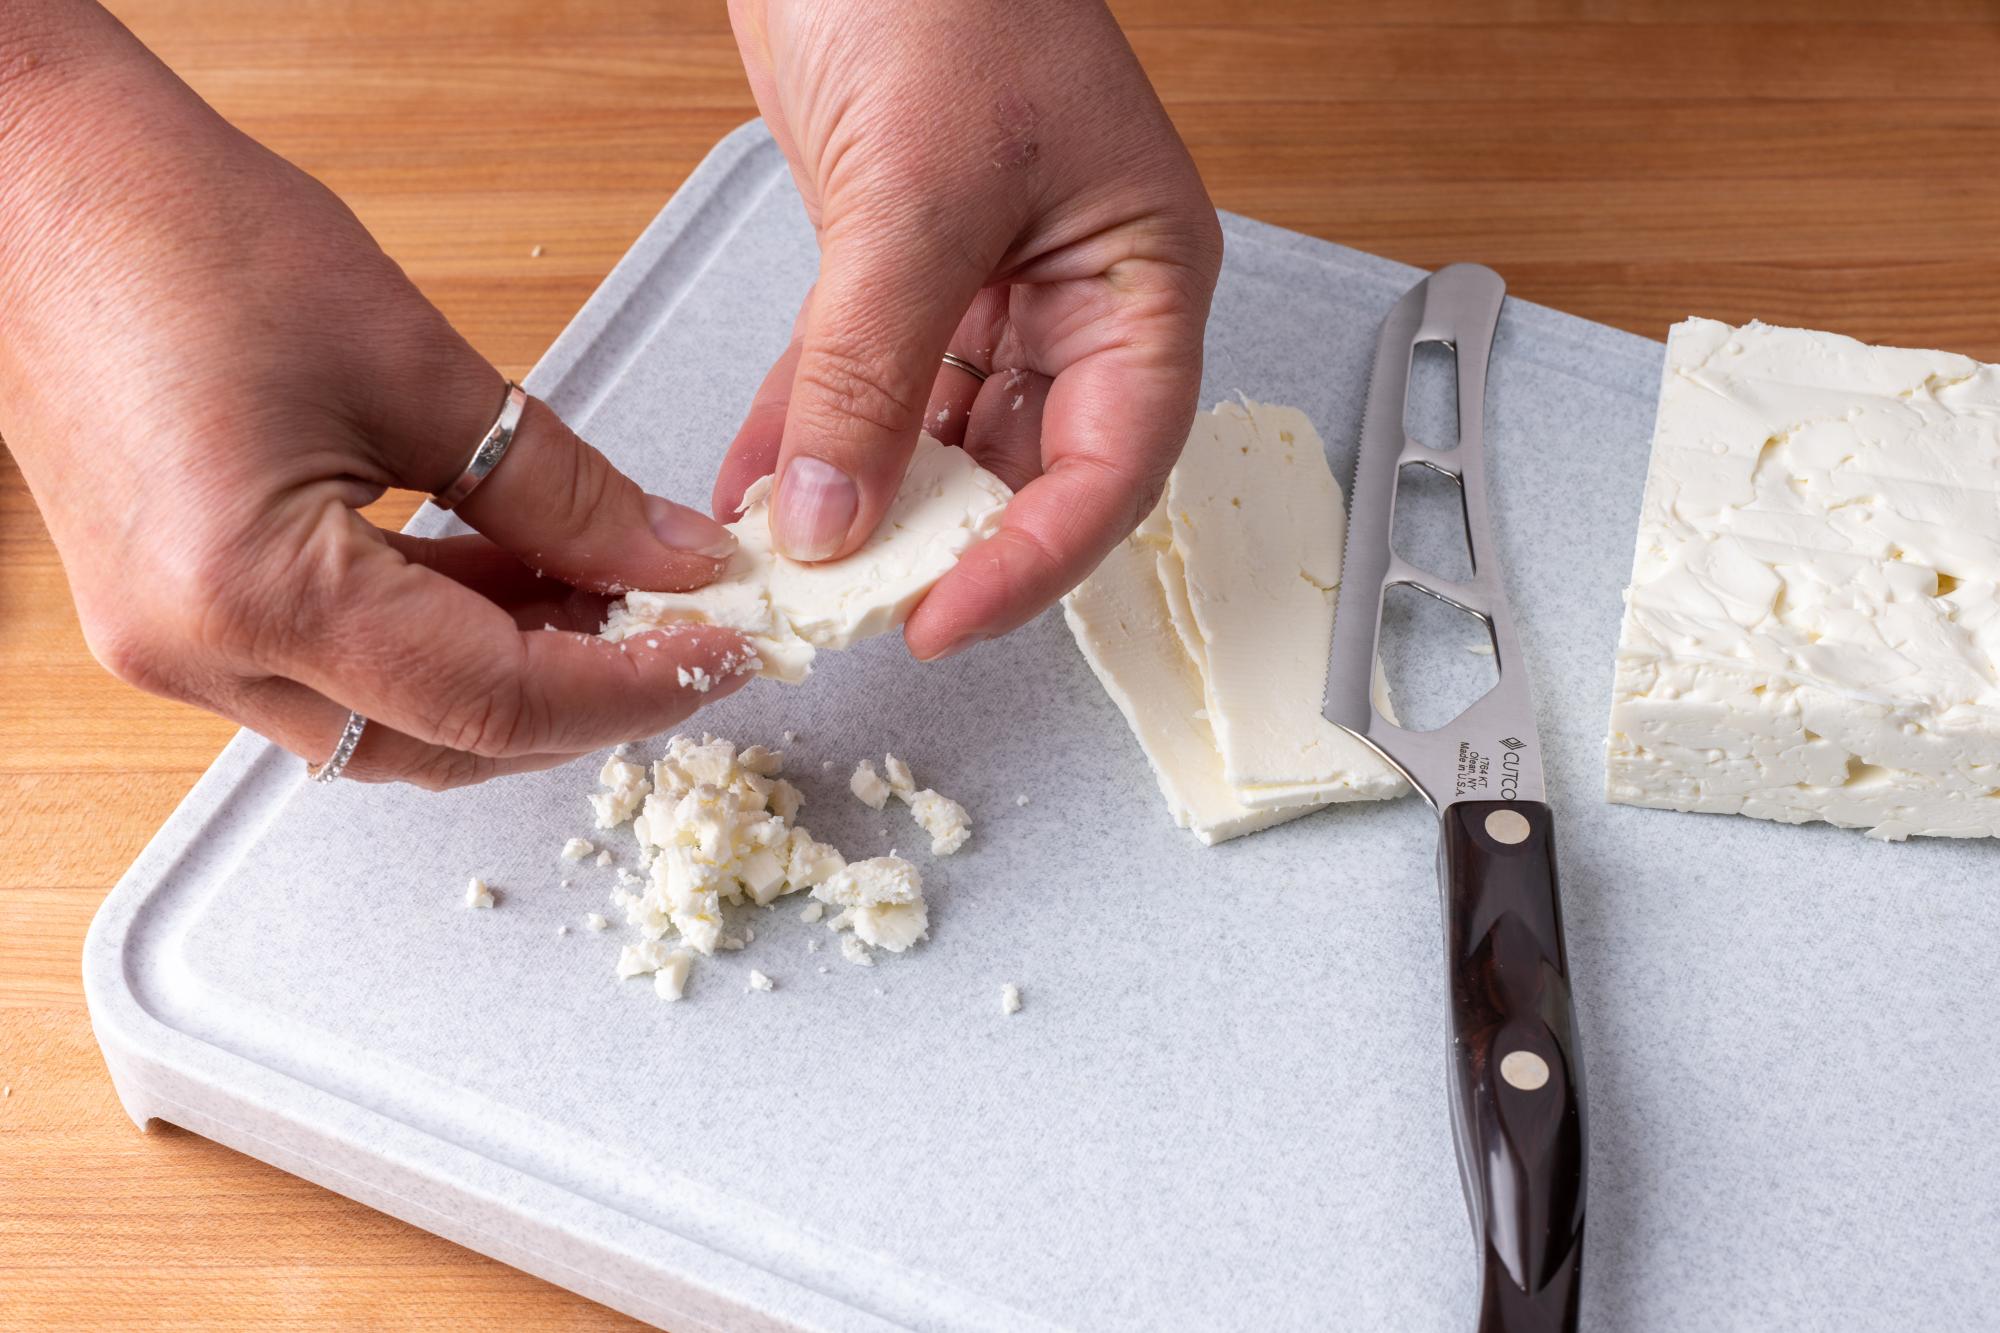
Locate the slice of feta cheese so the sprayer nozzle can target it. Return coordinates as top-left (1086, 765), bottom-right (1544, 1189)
top-left (560, 837), bottom-right (596, 862)
top-left (464, 877), bottom-right (495, 909)
top-left (600, 434), bottom-right (1010, 682)
top-left (849, 760), bottom-right (892, 810)
top-left (1606, 319), bottom-right (2000, 839)
top-left (1163, 401), bottom-right (1405, 808)
top-left (653, 951), bottom-right (693, 1002)
top-left (1000, 983), bottom-right (1022, 1016)
top-left (907, 788), bottom-right (971, 855)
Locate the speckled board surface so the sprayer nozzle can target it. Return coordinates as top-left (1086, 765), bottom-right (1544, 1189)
top-left (85, 121), bottom-right (2000, 1333)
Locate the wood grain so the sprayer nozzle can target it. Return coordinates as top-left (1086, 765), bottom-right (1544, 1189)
top-left (6, 1), bottom-right (1999, 1326)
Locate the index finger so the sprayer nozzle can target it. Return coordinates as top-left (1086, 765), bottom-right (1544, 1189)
top-left (902, 340), bottom-right (1196, 661)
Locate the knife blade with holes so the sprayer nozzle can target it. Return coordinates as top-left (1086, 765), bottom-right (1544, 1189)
top-left (1325, 264), bottom-right (1587, 1333)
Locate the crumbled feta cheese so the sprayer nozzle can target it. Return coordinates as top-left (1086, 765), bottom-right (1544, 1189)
top-left (815, 856), bottom-right (927, 952)
top-left (882, 752), bottom-right (916, 800)
top-left (783, 729), bottom-right (799, 743)
top-left (618, 939), bottom-right (678, 980)
top-left (557, 924), bottom-right (570, 936)
top-left (654, 951), bottom-right (693, 1001)
top-left (594, 850), bottom-right (614, 868)
top-left (1001, 984), bottom-right (1022, 1015)
top-left (1014, 793), bottom-right (1029, 807)
top-left (849, 759), bottom-right (891, 810)
top-left (583, 913), bottom-right (609, 932)
top-left (841, 936), bottom-right (875, 967)
top-left (768, 778), bottom-right (803, 824)
top-left (561, 837), bottom-right (596, 861)
top-left (799, 900), bottom-right (824, 924)
top-left (589, 756), bottom-right (651, 828)
top-left (908, 789), bottom-right (972, 855)
top-left (465, 877), bottom-right (495, 909)
top-left (747, 969), bottom-right (775, 992)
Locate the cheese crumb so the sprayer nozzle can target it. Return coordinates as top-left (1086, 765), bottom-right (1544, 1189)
top-left (590, 756), bottom-right (651, 828)
top-left (849, 760), bottom-right (892, 809)
top-left (748, 969), bottom-right (775, 992)
top-left (1001, 984), bottom-right (1022, 1015)
top-left (841, 935), bottom-right (875, 967)
top-left (882, 753), bottom-right (916, 800)
top-left (594, 850), bottom-right (614, 868)
top-left (529, 243), bottom-right (545, 258)
top-left (799, 900), bottom-right (824, 924)
top-left (815, 856), bottom-right (928, 952)
top-left (1015, 793), bottom-right (1029, 807)
top-left (561, 837), bottom-right (596, 861)
top-left (583, 913), bottom-right (609, 931)
top-left (465, 878), bottom-right (495, 909)
top-left (557, 924), bottom-right (570, 936)
top-left (909, 789), bottom-right (972, 855)
top-left (654, 951), bottom-right (693, 1001)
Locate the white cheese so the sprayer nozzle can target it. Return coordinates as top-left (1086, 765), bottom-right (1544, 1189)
top-left (560, 837), bottom-right (596, 861)
top-left (907, 789), bottom-right (972, 855)
top-left (1164, 401), bottom-right (1405, 808)
top-left (882, 753), bottom-right (917, 800)
top-left (840, 935), bottom-right (875, 967)
top-left (583, 913), bottom-right (609, 932)
top-left (589, 757), bottom-right (650, 828)
top-left (815, 855), bottom-right (928, 952)
top-left (747, 969), bottom-right (775, 992)
top-left (653, 951), bottom-right (694, 1002)
top-left (1064, 401), bottom-right (1406, 844)
top-left (1607, 319), bottom-right (2000, 839)
top-left (849, 760), bottom-right (892, 810)
top-left (600, 434), bottom-right (1011, 682)
top-left (1000, 983), bottom-right (1022, 1016)
top-left (799, 900), bottom-right (824, 924)
top-left (464, 877), bottom-right (494, 909)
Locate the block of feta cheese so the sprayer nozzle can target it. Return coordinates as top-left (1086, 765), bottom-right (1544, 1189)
top-left (1606, 319), bottom-right (2000, 840)
top-left (600, 434), bottom-right (1012, 682)
top-left (1064, 401), bottom-right (1406, 844)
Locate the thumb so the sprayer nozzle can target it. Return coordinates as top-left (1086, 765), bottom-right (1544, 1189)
top-left (440, 387), bottom-right (738, 595)
top-left (769, 216), bottom-right (989, 561)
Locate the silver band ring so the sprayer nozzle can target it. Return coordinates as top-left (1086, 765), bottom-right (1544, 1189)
top-left (308, 710), bottom-right (369, 783)
top-left (434, 381), bottom-right (527, 510)
top-left (940, 353), bottom-right (989, 384)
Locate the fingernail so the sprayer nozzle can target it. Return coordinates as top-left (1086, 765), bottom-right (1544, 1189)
top-left (773, 457), bottom-right (857, 561)
top-left (646, 496), bottom-right (737, 559)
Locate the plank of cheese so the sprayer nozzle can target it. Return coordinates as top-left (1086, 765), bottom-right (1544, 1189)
top-left (602, 434), bottom-right (1012, 681)
top-left (1065, 400), bottom-right (1406, 844)
top-left (1162, 401), bottom-right (1405, 809)
top-left (1606, 319), bottom-right (2000, 839)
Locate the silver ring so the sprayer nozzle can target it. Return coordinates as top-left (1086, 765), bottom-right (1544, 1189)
top-left (308, 711), bottom-right (368, 783)
top-left (940, 353), bottom-right (989, 384)
top-left (434, 381), bottom-right (527, 510)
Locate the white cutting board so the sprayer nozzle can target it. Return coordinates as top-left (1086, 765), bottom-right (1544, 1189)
top-left (85, 121), bottom-right (2000, 1332)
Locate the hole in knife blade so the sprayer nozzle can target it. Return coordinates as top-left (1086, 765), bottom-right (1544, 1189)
top-left (1404, 340), bottom-right (1459, 451)
top-left (1391, 464), bottom-right (1474, 583)
top-left (1374, 584), bottom-right (1498, 732)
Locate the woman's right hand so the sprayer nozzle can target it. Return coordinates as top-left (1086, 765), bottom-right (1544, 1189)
top-left (0, 2), bottom-right (749, 788)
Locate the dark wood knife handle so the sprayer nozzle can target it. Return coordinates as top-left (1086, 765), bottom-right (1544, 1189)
top-left (1438, 800), bottom-right (1587, 1333)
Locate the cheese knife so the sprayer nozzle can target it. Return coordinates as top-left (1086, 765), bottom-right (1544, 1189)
top-left (1325, 264), bottom-right (1587, 1332)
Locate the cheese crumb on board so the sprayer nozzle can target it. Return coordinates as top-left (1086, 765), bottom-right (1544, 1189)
top-left (1001, 984), bottom-right (1022, 1015)
top-left (561, 837), bottom-right (596, 861)
top-left (747, 969), bottom-right (775, 992)
top-left (594, 850), bottom-right (614, 868)
top-left (908, 789), bottom-right (972, 855)
top-left (840, 936), bottom-right (875, 967)
top-left (583, 913), bottom-right (609, 931)
top-left (599, 435), bottom-right (1011, 683)
top-left (1014, 793), bottom-right (1030, 807)
top-left (590, 757), bottom-right (651, 828)
top-left (464, 878), bottom-right (495, 909)
top-left (1063, 401), bottom-right (1406, 844)
top-left (882, 753), bottom-right (916, 800)
top-left (850, 760), bottom-right (892, 810)
top-left (814, 856), bottom-right (928, 952)
top-left (654, 951), bottom-right (694, 1002)
top-left (799, 900), bottom-right (824, 924)
top-left (1607, 319), bottom-right (2000, 839)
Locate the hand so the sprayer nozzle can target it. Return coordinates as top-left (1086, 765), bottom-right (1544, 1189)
top-left (0, 3), bottom-right (748, 788)
top-left (721, 0), bottom-right (1222, 659)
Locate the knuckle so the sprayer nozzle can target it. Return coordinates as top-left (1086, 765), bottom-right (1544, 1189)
top-left (404, 748), bottom-right (494, 792)
top-left (793, 343), bottom-right (926, 442)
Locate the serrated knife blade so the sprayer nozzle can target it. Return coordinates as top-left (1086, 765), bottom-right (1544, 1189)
top-left (1326, 264), bottom-right (1588, 1333)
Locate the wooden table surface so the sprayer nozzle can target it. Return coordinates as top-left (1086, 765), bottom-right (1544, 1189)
top-left (6, 1), bottom-right (1999, 1326)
